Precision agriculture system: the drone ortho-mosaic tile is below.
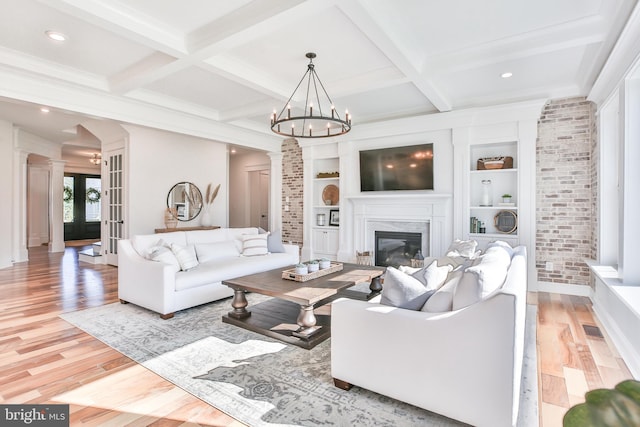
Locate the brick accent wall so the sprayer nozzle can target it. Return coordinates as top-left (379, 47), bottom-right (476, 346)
top-left (281, 138), bottom-right (303, 246)
top-left (536, 97), bottom-right (597, 286)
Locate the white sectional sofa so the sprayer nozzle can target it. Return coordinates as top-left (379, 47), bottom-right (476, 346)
top-left (118, 227), bottom-right (299, 318)
top-left (331, 243), bottom-right (527, 427)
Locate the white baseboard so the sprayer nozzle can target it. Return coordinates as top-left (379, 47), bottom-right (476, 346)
top-left (535, 281), bottom-right (593, 297)
top-left (591, 274), bottom-right (640, 380)
top-left (593, 300), bottom-right (640, 379)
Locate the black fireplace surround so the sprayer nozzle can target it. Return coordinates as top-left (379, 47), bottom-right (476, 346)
top-left (374, 231), bottom-right (422, 268)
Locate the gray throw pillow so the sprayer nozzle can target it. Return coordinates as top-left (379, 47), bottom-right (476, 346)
top-left (380, 267), bottom-right (435, 311)
top-left (267, 229), bottom-right (286, 253)
top-left (259, 228), bottom-right (286, 253)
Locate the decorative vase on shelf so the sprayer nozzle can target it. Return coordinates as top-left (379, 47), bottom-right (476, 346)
top-left (201, 205), bottom-right (212, 227)
top-left (480, 179), bottom-right (493, 206)
top-left (202, 183), bottom-right (220, 228)
top-left (164, 208), bottom-right (178, 229)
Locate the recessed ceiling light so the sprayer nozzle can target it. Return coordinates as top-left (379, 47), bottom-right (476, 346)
top-left (45, 30), bottom-right (67, 42)
top-left (501, 72), bottom-right (513, 79)
top-left (40, 107), bottom-right (50, 113)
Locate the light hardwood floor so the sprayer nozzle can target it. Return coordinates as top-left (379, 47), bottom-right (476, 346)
top-left (0, 245), bottom-right (634, 426)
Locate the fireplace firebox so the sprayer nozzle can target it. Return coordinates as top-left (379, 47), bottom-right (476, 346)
top-left (375, 231), bottom-right (422, 268)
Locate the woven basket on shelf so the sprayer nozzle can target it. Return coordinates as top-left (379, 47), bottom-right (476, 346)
top-left (477, 156), bottom-right (513, 170)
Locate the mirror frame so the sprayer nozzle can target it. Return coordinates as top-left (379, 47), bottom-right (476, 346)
top-left (166, 182), bottom-right (203, 222)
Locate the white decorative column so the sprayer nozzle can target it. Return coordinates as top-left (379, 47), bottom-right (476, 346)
top-left (268, 151), bottom-right (283, 233)
top-left (0, 120), bottom-right (13, 268)
top-left (620, 77), bottom-right (640, 283)
top-left (337, 140), bottom-right (354, 262)
top-left (48, 159), bottom-right (66, 253)
top-left (12, 149), bottom-right (29, 262)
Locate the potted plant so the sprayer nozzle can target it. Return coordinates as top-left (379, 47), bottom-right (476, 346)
top-left (294, 263), bottom-right (308, 275)
top-left (502, 193), bottom-right (512, 203)
top-left (563, 379), bottom-right (640, 426)
top-left (319, 258), bottom-right (331, 269)
top-left (307, 260), bottom-right (319, 272)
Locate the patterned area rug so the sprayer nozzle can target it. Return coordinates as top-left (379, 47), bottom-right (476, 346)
top-left (60, 293), bottom-right (538, 427)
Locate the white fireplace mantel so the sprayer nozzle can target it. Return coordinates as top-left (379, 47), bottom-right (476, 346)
top-left (343, 193), bottom-right (453, 260)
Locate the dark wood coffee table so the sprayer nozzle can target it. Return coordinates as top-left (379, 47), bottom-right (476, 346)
top-left (221, 263), bottom-right (384, 349)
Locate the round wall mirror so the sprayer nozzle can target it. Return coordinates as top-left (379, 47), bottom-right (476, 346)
top-left (166, 182), bottom-right (203, 221)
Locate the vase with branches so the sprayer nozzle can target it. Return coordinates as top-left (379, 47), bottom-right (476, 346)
top-left (201, 183), bottom-right (220, 226)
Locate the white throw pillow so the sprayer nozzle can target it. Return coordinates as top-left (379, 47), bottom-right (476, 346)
top-left (148, 245), bottom-right (180, 272)
top-left (142, 238), bottom-right (169, 259)
top-left (464, 246), bottom-right (511, 296)
top-left (445, 239), bottom-right (479, 259)
top-left (195, 241), bottom-right (240, 263)
top-left (452, 271), bottom-right (481, 310)
top-left (380, 267), bottom-right (435, 310)
top-left (398, 265), bottom-right (422, 275)
top-left (422, 269), bottom-right (464, 312)
top-left (170, 243), bottom-right (199, 271)
top-left (241, 233), bottom-right (269, 256)
top-left (486, 240), bottom-right (515, 258)
top-left (419, 260), bottom-right (453, 291)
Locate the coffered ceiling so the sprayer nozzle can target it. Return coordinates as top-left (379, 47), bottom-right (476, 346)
top-left (0, 0), bottom-right (636, 151)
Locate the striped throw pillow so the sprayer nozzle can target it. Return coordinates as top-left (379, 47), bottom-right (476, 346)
top-left (242, 233), bottom-right (269, 256)
top-left (170, 243), bottom-right (199, 271)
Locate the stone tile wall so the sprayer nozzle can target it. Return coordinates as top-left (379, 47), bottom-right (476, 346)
top-left (536, 97), bottom-right (597, 286)
top-left (281, 138), bottom-right (303, 247)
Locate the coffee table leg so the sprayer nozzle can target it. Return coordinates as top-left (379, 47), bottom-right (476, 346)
top-left (292, 305), bottom-right (321, 339)
top-left (228, 288), bottom-right (251, 319)
top-left (369, 276), bottom-right (383, 294)
top-left (297, 305), bottom-right (316, 328)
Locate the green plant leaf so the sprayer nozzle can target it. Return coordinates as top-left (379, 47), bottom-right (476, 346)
top-left (563, 380), bottom-right (640, 427)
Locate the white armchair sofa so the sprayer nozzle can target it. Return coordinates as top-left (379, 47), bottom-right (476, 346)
top-left (118, 227), bottom-right (299, 318)
top-left (331, 245), bottom-right (527, 427)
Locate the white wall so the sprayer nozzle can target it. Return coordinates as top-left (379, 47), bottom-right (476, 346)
top-left (228, 150), bottom-right (270, 228)
top-left (124, 125), bottom-right (229, 235)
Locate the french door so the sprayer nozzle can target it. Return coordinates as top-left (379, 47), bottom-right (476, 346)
top-left (104, 149), bottom-right (125, 266)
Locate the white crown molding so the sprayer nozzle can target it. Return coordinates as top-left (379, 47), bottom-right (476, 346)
top-left (346, 98), bottom-right (547, 142)
top-left (588, 2), bottom-right (640, 104)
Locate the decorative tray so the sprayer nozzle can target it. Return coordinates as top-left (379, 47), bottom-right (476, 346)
top-left (282, 262), bottom-right (343, 282)
top-left (322, 184), bottom-right (339, 206)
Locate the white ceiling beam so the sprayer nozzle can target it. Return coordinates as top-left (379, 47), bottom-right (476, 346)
top-left (426, 15), bottom-right (607, 74)
top-left (38, 0), bottom-right (187, 55)
top-left (186, 0), bottom-right (313, 53)
top-left (0, 67), bottom-right (281, 151)
top-left (337, 0), bottom-right (452, 112)
top-left (0, 47), bottom-right (107, 91)
top-left (107, 52), bottom-right (179, 94)
top-left (107, 0), bottom-right (329, 97)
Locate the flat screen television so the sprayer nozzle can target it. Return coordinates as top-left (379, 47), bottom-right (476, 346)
top-left (360, 143), bottom-right (434, 191)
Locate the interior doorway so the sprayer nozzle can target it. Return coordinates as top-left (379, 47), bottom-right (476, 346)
top-left (249, 169), bottom-right (270, 231)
